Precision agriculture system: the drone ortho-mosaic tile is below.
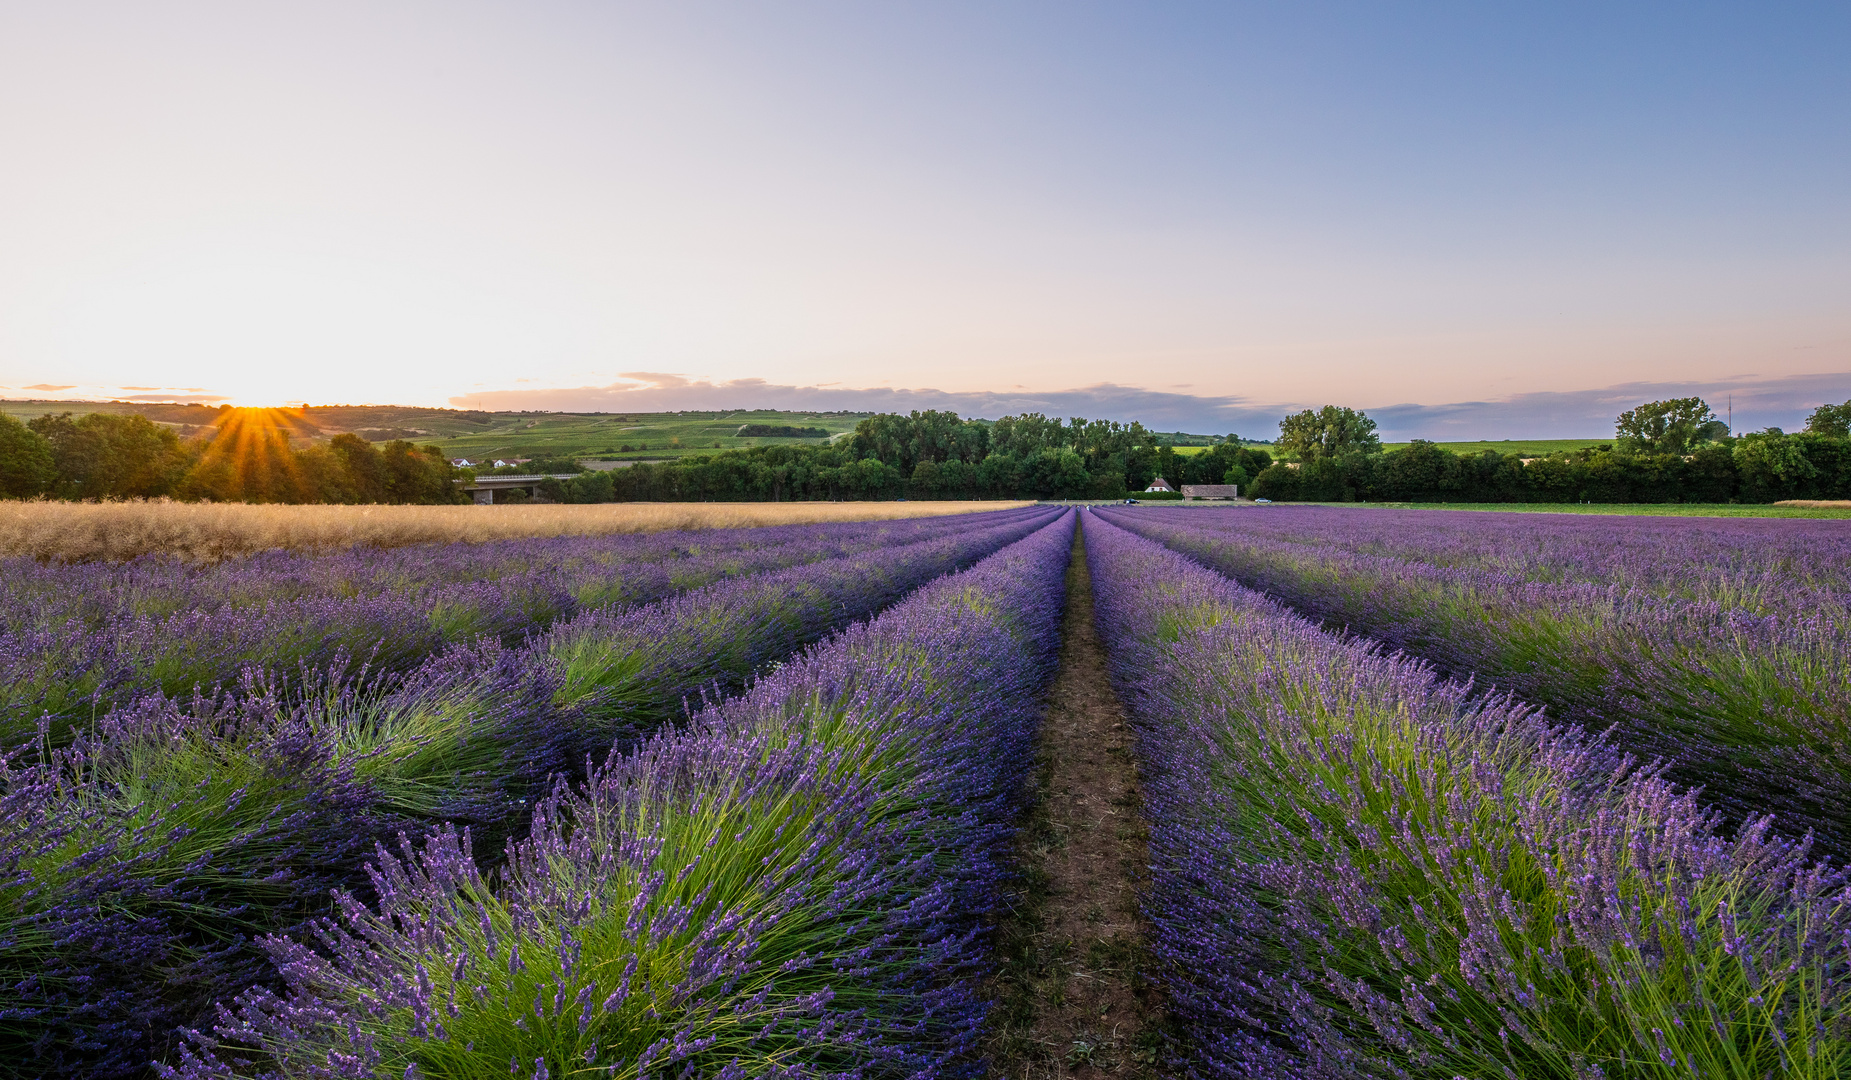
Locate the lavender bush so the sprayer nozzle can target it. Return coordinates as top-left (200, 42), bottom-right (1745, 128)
top-left (1, 700), bottom-right (386, 1078)
top-left (1096, 505), bottom-right (1851, 858)
top-left (542, 506), bottom-right (1061, 752)
top-left (2, 508), bottom-right (1054, 747)
top-left (2, 507), bottom-right (1060, 1077)
top-left (0, 512), bottom-right (1019, 626)
top-left (160, 511), bottom-right (1074, 1079)
top-left (1082, 510), bottom-right (1851, 1079)
top-left (215, 503), bottom-right (1062, 832)
top-left (1161, 505), bottom-right (1851, 619)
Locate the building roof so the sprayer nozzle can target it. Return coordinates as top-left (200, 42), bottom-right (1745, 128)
top-left (1145, 477), bottom-right (1174, 491)
top-left (1181, 484), bottom-right (1241, 499)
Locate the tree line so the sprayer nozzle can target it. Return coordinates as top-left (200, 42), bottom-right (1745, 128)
top-left (0, 410), bottom-right (464, 503)
top-left (6, 397), bottom-right (1849, 505)
top-left (1247, 398), bottom-right (1851, 504)
top-left (542, 411), bottom-right (1273, 503)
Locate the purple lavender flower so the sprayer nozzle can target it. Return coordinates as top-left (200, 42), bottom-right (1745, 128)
top-left (1081, 509), bottom-right (1851, 1078)
top-left (3, 507), bottom-right (1056, 747)
top-left (158, 512), bottom-right (1074, 1079)
top-left (3, 507), bottom-right (1060, 1078)
top-left (1096, 504), bottom-right (1851, 859)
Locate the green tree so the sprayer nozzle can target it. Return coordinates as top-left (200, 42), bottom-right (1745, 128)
top-left (988, 413), bottom-right (1066, 458)
top-left (1066, 417), bottom-right (1153, 472)
top-left (0, 413), bottom-right (55, 497)
top-left (908, 459), bottom-right (942, 498)
top-left (937, 458), bottom-right (975, 496)
top-left (976, 451), bottom-right (1025, 497)
top-left (1275, 406), bottom-right (1381, 461)
top-left (1804, 400), bottom-right (1851, 439)
top-left (1025, 447), bottom-right (1092, 499)
top-left (328, 434), bottom-right (388, 502)
top-left (850, 410), bottom-right (988, 473)
top-left (28, 412), bottom-right (194, 499)
top-left (1248, 461), bottom-right (1301, 500)
top-left (1378, 440), bottom-right (1450, 499)
top-left (379, 442), bottom-right (468, 504)
top-left (1613, 397), bottom-right (1719, 455)
top-left (1734, 430), bottom-right (1819, 501)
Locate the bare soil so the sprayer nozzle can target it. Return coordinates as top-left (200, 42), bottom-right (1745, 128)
top-left (985, 527), bottom-right (1165, 1078)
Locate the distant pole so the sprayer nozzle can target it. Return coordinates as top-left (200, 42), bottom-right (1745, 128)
top-left (1728, 394), bottom-right (1733, 434)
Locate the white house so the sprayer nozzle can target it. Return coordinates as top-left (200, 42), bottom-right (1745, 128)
top-left (1145, 477), bottom-right (1175, 493)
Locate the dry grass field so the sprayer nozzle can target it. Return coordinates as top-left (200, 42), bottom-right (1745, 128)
top-left (1774, 499), bottom-right (1851, 508)
top-left (0, 499), bottom-right (1036, 562)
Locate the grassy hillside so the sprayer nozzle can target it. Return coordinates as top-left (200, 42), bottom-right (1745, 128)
top-left (0, 401), bottom-right (871, 461)
top-left (0, 400), bottom-right (1609, 464)
top-left (1377, 438), bottom-right (1610, 456)
top-left (1170, 438), bottom-right (1609, 458)
top-left (434, 409), bottom-right (867, 462)
top-left (1173, 442), bottom-right (1273, 455)
top-left (0, 399), bottom-right (233, 437)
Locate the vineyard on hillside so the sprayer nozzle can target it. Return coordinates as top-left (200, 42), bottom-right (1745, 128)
top-left (4, 503), bottom-right (1849, 1078)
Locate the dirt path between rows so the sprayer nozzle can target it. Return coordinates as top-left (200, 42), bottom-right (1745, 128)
top-left (985, 526), bottom-right (1165, 1078)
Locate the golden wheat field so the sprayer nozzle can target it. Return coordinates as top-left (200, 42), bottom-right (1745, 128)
top-left (0, 499), bottom-right (1037, 562)
top-left (1774, 499), bottom-right (1851, 508)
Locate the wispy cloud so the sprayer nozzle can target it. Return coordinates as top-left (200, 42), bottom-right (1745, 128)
top-left (118, 393), bottom-right (232, 403)
top-left (7, 383), bottom-right (228, 403)
top-left (452, 371), bottom-right (1851, 440)
top-left (1369, 372), bottom-right (1851, 440)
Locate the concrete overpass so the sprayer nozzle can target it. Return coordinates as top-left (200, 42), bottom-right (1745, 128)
top-left (456, 474), bottom-right (580, 504)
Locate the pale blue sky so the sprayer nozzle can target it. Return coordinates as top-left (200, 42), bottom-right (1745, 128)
top-left (1, 2), bottom-right (1846, 435)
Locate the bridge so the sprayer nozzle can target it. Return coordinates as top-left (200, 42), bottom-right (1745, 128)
top-left (455, 474), bottom-right (581, 504)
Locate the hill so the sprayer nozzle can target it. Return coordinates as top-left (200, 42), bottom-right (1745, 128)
top-left (434, 409), bottom-right (867, 462)
top-left (1377, 438), bottom-right (1609, 456)
top-left (0, 401), bottom-right (872, 461)
top-left (0, 400), bottom-right (1611, 464)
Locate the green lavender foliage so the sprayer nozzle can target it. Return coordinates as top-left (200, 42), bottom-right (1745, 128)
top-left (1083, 511), bottom-right (1851, 1079)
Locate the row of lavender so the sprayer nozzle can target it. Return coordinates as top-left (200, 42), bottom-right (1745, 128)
top-left (3, 507), bottom-right (1053, 746)
top-left (1082, 510), bottom-right (1851, 1079)
top-left (1095, 505), bottom-right (1851, 860)
top-left (3, 507), bottom-right (1065, 1078)
top-left (162, 511), bottom-right (1075, 1079)
top-left (1193, 506), bottom-right (1851, 619)
top-left (2, 514), bottom-right (1011, 624)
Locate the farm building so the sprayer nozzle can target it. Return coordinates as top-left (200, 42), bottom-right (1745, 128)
top-left (1181, 484), bottom-right (1240, 500)
top-left (1145, 477), bottom-right (1175, 492)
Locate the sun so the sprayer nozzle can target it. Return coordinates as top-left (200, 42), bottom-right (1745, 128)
top-left (188, 407), bottom-right (321, 502)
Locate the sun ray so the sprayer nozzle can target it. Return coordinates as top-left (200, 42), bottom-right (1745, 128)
top-left (193, 407), bottom-right (315, 501)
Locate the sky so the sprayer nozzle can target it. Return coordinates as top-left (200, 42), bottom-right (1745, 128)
top-left (1, 2), bottom-right (1847, 439)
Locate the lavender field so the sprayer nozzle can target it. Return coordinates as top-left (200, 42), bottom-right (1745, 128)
top-left (1096, 505), bottom-right (1851, 860)
top-left (2, 506), bottom-right (1070, 1077)
top-left (6, 502), bottom-right (1850, 1078)
top-left (1081, 510), bottom-right (1851, 1079)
